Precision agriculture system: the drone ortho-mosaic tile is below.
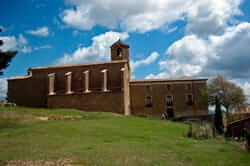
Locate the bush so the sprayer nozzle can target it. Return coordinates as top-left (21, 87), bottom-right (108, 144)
top-left (186, 121), bottom-right (214, 139)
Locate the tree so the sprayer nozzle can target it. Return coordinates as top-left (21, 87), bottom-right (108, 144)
top-left (0, 28), bottom-right (17, 75)
top-left (214, 96), bottom-right (223, 134)
top-left (208, 75), bottom-right (246, 113)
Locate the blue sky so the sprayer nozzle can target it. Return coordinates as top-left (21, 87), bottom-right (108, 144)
top-left (1, 0), bottom-right (250, 100)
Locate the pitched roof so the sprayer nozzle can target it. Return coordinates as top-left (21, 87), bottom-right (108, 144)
top-left (111, 39), bottom-right (130, 48)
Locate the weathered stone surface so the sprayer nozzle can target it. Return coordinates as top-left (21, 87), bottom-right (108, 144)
top-left (7, 40), bottom-right (208, 118)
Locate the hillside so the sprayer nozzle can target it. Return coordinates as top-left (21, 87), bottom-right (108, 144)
top-left (0, 106), bottom-right (249, 166)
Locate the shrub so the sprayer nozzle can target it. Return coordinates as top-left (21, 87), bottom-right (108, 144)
top-left (186, 121), bottom-right (214, 140)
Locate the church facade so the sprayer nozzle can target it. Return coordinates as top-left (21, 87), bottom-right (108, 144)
top-left (8, 40), bottom-right (208, 118)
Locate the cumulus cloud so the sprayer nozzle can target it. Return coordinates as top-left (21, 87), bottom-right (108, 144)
top-left (61, 0), bottom-right (242, 33)
top-left (0, 34), bottom-right (33, 53)
top-left (0, 36), bottom-right (17, 51)
top-left (131, 52), bottom-right (160, 72)
top-left (26, 27), bottom-right (49, 37)
top-left (186, 0), bottom-right (242, 36)
top-left (56, 31), bottom-right (129, 64)
top-left (0, 78), bottom-right (7, 101)
top-left (0, 34), bottom-right (51, 54)
top-left (148, 22), bottom-right (250, 80)
top-left (146, 22), bottom-right (250, 99)
top-left (18, 34), bottom-right (28, 45)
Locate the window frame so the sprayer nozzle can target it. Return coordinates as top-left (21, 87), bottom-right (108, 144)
top-left (165, 95), bottom-right (174, 107)
top-left (186, 94), bottom-right (194, 105)
top-left (145, 96), bottom-right (153, 107)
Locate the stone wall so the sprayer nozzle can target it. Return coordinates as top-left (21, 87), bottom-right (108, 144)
top-left (8, 61), bottom-right (128, 114)
top-left (129, 80), bottom-right (208, 118)
top-left (48, 91), bottom-right (124, 114)
top-left (8, 75), bottom-right (47, 107)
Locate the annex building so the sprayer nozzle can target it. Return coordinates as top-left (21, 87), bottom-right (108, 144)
top-left (8, 40), bottom-right (208, 118)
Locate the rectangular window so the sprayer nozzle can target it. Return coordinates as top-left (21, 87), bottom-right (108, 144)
top-left (166, 84), bottom-right (171, 91)
top-left (145, 96), bottom-right (152, 107)
top-left (166, 96), bottom-right (174, 106)
top-left (186, 94), bottom-right (194, 105)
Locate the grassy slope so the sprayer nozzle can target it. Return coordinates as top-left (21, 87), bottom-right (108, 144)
top-left (0, 106), bottom-right (249, 166)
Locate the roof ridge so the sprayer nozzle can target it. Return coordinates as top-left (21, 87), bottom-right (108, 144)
top-left (31, 60), bottom-right (128, 70)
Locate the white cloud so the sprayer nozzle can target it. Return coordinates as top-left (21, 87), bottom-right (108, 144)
top-left (18, 34), bottom-right (28, 45)
top-left (61, 0), bottom-right (242, 33)
top-left (26, 27), bottom-right (49, 37)
top-left (131, 52), bottom-right (160, 72)
top-left (56, 31), bottom-right (129, 64)
top-left (146, 22), bottom-right (250, 98)
top-left (147, 35), bottom-right (213, 78)
top-left (149, 22), bottom-right (250, 80)
top-left (0, 25), bottom-right (5, 32)
top-left (186, 0), bottom-right (242, 36)
top-left (0, 34), bottom-right (33, 53)
top-left (0, 36), bottom-right (17, 51)
top-left (34, 45), bottom-right (52, 51)
top-left (0, 78), bottom-right (7, 101)
top-left (0, 34), bottom-right (51, 54)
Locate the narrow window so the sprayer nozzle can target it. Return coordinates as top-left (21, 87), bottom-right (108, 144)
top-left (186, 94), bottom-right (194, 105)
top-left (117, 48), bottom-right (122, 57)
top-left (145, 96), bottom-right (152, 107)
top-left (167, 84), bottom-right (171, 91)
top-left (166, 96), bottom-right (174, 106)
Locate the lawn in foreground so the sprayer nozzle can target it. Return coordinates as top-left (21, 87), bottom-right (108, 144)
top-left (0, 106), bottom-right (249, 166)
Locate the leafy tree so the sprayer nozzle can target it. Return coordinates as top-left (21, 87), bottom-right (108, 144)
top-left (0, 28), bottom-right (17, 75)
top-left (208, 75), bottom-right (246, 113)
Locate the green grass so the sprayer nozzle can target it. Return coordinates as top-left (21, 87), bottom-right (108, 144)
top-left (0, 106), bottom-right (249, 166)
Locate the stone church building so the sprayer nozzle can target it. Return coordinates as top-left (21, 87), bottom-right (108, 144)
top-left (8, 40), bottom-right (208, 118)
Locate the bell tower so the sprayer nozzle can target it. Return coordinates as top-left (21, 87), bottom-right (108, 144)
top-left (110, 39), bottom-right (130, 61)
